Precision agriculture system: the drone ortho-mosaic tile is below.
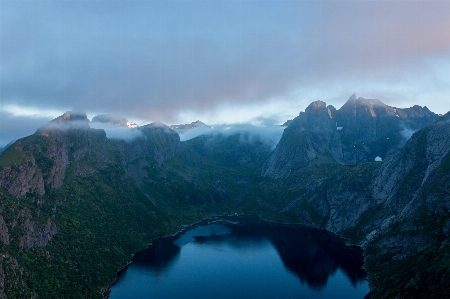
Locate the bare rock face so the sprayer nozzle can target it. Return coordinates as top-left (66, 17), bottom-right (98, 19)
top-left (262, 101), bottom-right (341, 178)
top-left (18, 209), bottom-right (58, 250)
top-left (0, 155), bottom-right (45, 198)
top-left (335, 94), bottom-right (438, 165)
top-left (44, 137), bottom-right (69, 189)
top-left (372, 114), bottom-right (450, 210)
top-left (325, 181), bottom-right (372, 232)
top-left (262, 95), bottom-right (438, 178)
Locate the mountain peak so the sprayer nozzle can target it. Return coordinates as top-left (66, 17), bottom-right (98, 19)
top-left (306, 100), bottom-right (327, 111)
top-left (52, 111), bottom-right (88, 124)
top-left (191, 120), bottom-right (205, 127)
top-left (339, 95), bottom-right (390, 119)
top-left (37, 110), bottom-right (90, 133)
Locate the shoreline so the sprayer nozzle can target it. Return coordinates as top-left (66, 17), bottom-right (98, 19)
top-left (105, 212), bottom-right (370, 298)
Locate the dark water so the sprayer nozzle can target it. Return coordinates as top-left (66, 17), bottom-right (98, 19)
top-left (109, 217), bottom-right (369, 299)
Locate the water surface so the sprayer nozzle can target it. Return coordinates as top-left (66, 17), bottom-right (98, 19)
top-left (109, 217), bottom-right (369, 299)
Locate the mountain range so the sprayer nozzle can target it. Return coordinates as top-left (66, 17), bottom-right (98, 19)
top-left (0, 95), bottom-right (448, 298)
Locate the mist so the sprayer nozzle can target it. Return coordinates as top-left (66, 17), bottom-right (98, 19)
top-left (89, 122), bottom-right (143, 141)
top-left (400, 125), bottom-right (417, 141)
top-left (178, 124), bottom-right (285, 149)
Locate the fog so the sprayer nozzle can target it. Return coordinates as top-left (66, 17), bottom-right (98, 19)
top-left (1, 1), bottom-right (449, 128)
top-left (89, 122), bottom-right (143, 141)
top-left (400, 125), bottom-right (417, 141)
top-left (178, 124), bottom-right (285, 149)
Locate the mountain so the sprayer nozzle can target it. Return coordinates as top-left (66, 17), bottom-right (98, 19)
top-left (169, 120), bottom-right (210, 133)
top-left (0, 97), bottom-right (448, 298)
top-left (262, 95), bottom-right (438, 178)
top-left (281, 119), bottom-right (293, 126)
top-left (91, 114), bottom-right (138, 128)
top-left (363, 112), bottom-right (450, 297)
top-left (335, 94), bottom-right (437, 164)
top-left (0, 112), bottom-right (189, 298)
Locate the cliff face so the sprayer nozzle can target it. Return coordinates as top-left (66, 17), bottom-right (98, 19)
top-left (361, 114), bottom-right (450, 298)
top-left (262, 95), bottom-right (438, 179)
top-left (262, 101), bottom-right (341, 178)
top-left (18, 209), bottom-right (58, 250)
top-left (0, 154), bottom-right (45, 198)
top-left (335, 94), bottom-right (438, 165)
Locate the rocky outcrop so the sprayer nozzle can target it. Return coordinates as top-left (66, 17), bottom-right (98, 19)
top-left (18, 209), bottom-right (58, 249)
top-left (43, 138), bottom-right (69, 189)
top-left (0, 155), bottom-right (45, 198)
top-left (262, 101), bottom-right (341, 178)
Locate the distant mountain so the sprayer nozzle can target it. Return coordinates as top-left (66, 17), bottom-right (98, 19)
top-left (262, 95), bottom-right (438, 178)
top-left (91, 114), bottom-right (138, 128)
top-left (169, 120), bottom-right (210, 133)
top-left (0, 97), bottom-right (449, 298)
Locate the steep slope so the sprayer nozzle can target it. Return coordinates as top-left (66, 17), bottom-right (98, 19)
top-left (335, 94), bottom-right (437, 164)
top-left (263, 95), bottom-right (438, 179)
top-left (259, 111), bottom-right (450, 297)
top-left (132, 131), bottom-right (273, 211)
top-left (362, 113), bottom-right (450, 298)
top-left (0, 112), bottom-right (198, 298)
top-left (262, 101), bottom-right (341, 179)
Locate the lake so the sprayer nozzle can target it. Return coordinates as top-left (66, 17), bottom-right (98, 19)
top-left (109, 217), bottom-right (369, 299)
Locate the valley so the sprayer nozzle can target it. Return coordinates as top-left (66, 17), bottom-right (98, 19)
top-left (0, 95), bottom-right (449, 298)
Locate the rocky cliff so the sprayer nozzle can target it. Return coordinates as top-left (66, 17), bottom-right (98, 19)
top-left (263, 95), bottom-right (438, 179)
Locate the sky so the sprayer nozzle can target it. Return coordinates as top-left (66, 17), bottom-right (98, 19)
top-left (0, 0), bottom-right (449, 147)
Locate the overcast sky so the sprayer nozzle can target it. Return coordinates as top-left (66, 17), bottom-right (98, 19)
top-left (1, 0), bottom-right (449, 147)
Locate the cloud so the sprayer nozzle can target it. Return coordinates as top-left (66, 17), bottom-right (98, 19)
top-left (89, 123), bottom-right (143, 141)
top-left (179, 124), bottom-right (285, 149)
top-left (400, 124), bottom-right (417, 141)
top-left (0, 0), bottom-right (449, 135)
top-left (178, 126), bottom-right (213, 142)
top-left (0, 111), bottom-right (52, 147)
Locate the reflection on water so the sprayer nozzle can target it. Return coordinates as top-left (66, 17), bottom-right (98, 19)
top-left (109, 217), bottom-right (369, 299)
